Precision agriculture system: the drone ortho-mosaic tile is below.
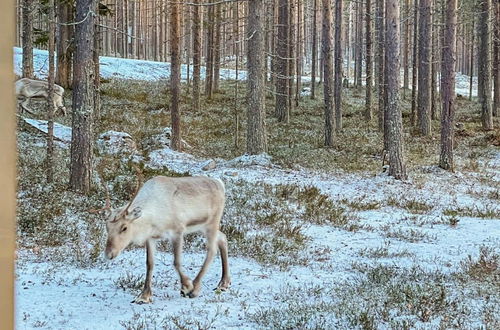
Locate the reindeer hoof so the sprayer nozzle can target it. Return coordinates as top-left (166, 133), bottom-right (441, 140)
top-left (188, 291), bottom-right (199, 299)
top-left (132, 295), bottom-right (152, 304)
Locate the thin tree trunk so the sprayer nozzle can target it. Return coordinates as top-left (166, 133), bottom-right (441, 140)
top-left (431, 2), bottom-right (438, 121)
top-left (322, 0), bottom-right (334, 146)
top-left (213, 3), bottom-right (222, 92)
top-left (22, 0), bottom-right (34, 78)
top-left (311, 0), bottom-right (317, 99)
top-left (469, 18), bottom-right (474, 100)
top-left (334, 0), bottom-right (343, 130)
top-left (493, 1), bottom-right (500, 117)
top-left (386, 0), bottom-right (407, 180)
top-left (295, 0), bottom-right (302, 107)
top-left (192, 0), bottom-right (202, 112)
top-left (439, 0), bottom-right (457, 171)
top-left (233, 1), bottom-right (240, 148)
top-left (365, 0), bottom-right (373, 120)
top-left (275, 0), bottom-right (289, 122)
top-left (205, 4), bottom-right (214, 99)
top-left (288, 0), bottom-right (295, 113)
top-left (376, 0), bottom-right (385, 131)
top-left (70, 0), bottom-right (96, 194)
top-left (170, 0), bottom-right (182, 150)
top-left (411, 0), bottom-right (418, 125)
top-left (46, 0), bottom-right (55, 183)
top-left (417, 0), bottom-right (432, 136)
top-left (403, 0), bottom-right (410, 97)
top-left (478, 0), bottom-right (493, 130)
top-left (246, 0), bottom-right (267, 155)
top-left (56, 1), bottom-right (74, 88)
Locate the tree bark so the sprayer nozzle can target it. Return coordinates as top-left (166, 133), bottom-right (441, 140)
top-left (213, 3), bottom-right (222, 92)
top-left (411, 0), bottom-right (419, 125)
top-left (170, 0), bottom-right (182, 150)
top-left (417, 0), bottom-right (432, 136)
top-left (56, 1), bottom-right (74, 88)
top-left (386, 0), bottom-right (407, 180)
top-left (322, 0), bottom-right (334, 146)
top-left (334, 0), bottom-right (343, 130)
top-left (478, 0), bottom-right (493, 130)
top-left (22, 0), bottom-right (34, 79)
top-left (46, 0), bottom-right (56, 183)
top-left (365, 0), bottom-right (373, 120)
top-left (403, 0), bottom-right (410, 97)
top-left (439, 0), bottom-right (457, 171)
top-left (376, 0), bottom-right (385, 132)
top-left (493, 1), bottom-right (500, 117)
top-left (192, 0), bottom-right (202, 112)
top-left (275, 0), bottom-right (289, 122)
top-left (311, 0), bottom-right (317, 99)
top-left (205, 4), bottom-right (215, 99)
top-left (287, 0), bottom-right (295, 113)
top-left (70, 0), bottom-right (97, 194)
top-left (246, 0), bottom-right (268, 155)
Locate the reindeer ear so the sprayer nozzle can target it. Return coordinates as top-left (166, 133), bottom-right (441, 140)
top-left (125, 206), bottom-right (142, 221)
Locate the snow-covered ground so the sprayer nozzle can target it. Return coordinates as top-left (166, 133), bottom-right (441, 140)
top-left (16, 132), bottom-right (500, 328)
top-left (15, 50), bottom-right (498, 329)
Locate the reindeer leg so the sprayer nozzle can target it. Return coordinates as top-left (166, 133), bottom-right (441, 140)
top-left (215, 230), bottom-right (231, 291)
top-left (133, 239), bottom-right (155, 304)
top-left (172, 234), bottom-right (193, 297)
top-left (188, 229), bottom-right (218, 298)
top-left (21, 98), bottom-right (36, 115)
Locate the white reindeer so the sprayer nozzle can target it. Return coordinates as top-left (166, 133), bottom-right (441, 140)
top-left (100, 176), bottom-right (231, 303)
top-left (15, 78), bottom-right (67, 116)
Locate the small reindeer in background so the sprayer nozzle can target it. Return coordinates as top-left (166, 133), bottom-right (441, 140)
top-left (15, 78), bottom-right (67, 116)
top-left (97, 175), bottom-right (230, 303)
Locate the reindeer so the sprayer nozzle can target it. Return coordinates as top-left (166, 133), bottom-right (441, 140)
top-left (15, 78), bottom-right (67, 116)
top-left (99, 176), bottom-right (231, 303)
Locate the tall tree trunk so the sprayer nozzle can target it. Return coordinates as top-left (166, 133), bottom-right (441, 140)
top-left (478, 0), bottom-right (493, 130)
top-left (334, 0), bottom-right (343, 130)
top-left (275, 0), bottom-right (289, 122)
top-left (356, 1), bottom-right (363, 89)
top-left (493, 1), bottom-right (499, 117)
top-left (439, 0), bottom-right (457, 171)
top-left (295, 0), bottom-right (303, 107)
top-left (22, 0), bottom-right (34, 78)
top-left (411, 0), bottom-right (419, 125)
top-left (56, 1), bottom-right (74, 88)
top-left (94, 15), bottom-right (101, 119)
top-left (192, 0), bottom-right (202, 112)
top-left (386, 0), bottom-right (407, 180)
top-left (469, 18), bottom-right (474, 101)
top-left (322, 0), bottom-right (334, 146)
top-left (403, 0), bottom-right (410, 97)
top-left (205, 5), bottom-right (215, 99)
top-left (287, 0), bottom-right (295, 114)
top-left (213, 3), bottom-right (222, 92)
top-left (376, 0), bottom-right (385, 131)
top-left (70, 0), bottom-right (96, 194)
top-left (417, 0), bottom-right (432, 136)
top-left (430, 2), bottom-right (438, 121)
top-left (46, 0), bottom-right (55, 183)
top-left (365, 0), bottom-right (373, 120)
top-left (246, 0), bottom-right (267, 155)
top-left (311, 0), bottom-right (317, 99)
top-left (170, 0), bottom-right (182, 150)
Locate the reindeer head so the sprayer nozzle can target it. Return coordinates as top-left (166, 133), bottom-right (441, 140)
top-left (94, 177), bottom-right (143, 260)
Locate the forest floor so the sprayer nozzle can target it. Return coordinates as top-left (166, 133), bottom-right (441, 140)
top-left (15, 51), bottom-right (500, 329)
